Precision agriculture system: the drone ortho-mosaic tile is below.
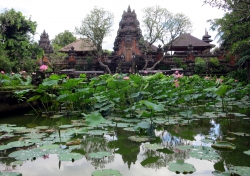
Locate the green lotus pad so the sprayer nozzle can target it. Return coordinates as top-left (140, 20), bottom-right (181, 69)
top-left (85, 112), bottom-right (106, 126)
top-left (243, 150), bottom-right (250, 155)
top-left (228, 166), bottom-right (250, 176)
top-left (168, 160), bottom-right (196, 174)
top-left (228, 131), bottom-right (250, 137)
top-left (189, 146), bottom-right (220, 161)
top-left (91, 169), bottom-right (122, 176)
top-left (0, 144), bottom-right (13, 151)
top-left (57, 152), bottom-right (83, 161)
top-left (128, 136), bottom-right (156, 142)
top-left (58, 124), bottom-right (74, 129)
top-left (0, 171), bottom-right (22, 176)
top-left (7, 141), bottom-right (34, 148)
top-left (175, 145), bottom-right (193, 151)
top-left (211, 141), bottom-right (236, 150)
top-left (9, 148), bottom-right (47, 160)
top-left (11, 160), bottom-right (24, 166)
top-left (143, 143), bottom-right (163, 151)
top-left (89, 151), bottom-right (112, 159)
top-left (226, 137), bottom-right (236, 141)
top-left (39, 144), bottom-right (60, 150)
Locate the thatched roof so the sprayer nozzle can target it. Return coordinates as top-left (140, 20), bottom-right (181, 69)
top-left (168, 33), bottom-right (213, 51)
top-left (59, 39), bottom-right (96, 52)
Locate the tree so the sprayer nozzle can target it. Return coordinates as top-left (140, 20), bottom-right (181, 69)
top-left (205, 0), bottom-right (250, 59)
top-left (75, 6), bottom-right (114, 74)
top-left (0, 8), bottom-right (43, 72)
top-left (75, 7), bottom-right (114, 52)
top-left (141, 5), bottom-right (192, 69)
top-left (52, 30), bottom-right (76, 48)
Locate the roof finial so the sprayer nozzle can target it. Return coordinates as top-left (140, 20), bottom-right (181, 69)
top-left (127, 5), bottom-right (131, 12)
top-left (205, 28), bottom-right (208, 35)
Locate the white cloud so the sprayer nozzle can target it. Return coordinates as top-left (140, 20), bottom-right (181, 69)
top-left (0, 0), bottom-right (224, 50)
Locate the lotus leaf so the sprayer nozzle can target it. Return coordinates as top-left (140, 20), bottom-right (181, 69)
top-left (143, 143), bottom-right (163, 151)
top-left (190, 146), bottom-right (220, 161)
top-left (168, 160), bottom-right (196, 174)
top-left (89, 151), bottom-right (112, 159)
top-left (123, 127), bottom-right (135, 131)
top-left (9, 148), bottom-right (46, 160)
top-left (211, 141), bottom-right (236, 150)
top-left (58, 124), bottom-right (74, 129)
top-left (87, 130), bottom-right (108, 136)
top-left (243, 150), bottom-right (250, 155)
top-left (11, 160), bottom-right (24, 166)
top-left (228, 166), bottom-right (250, 176)
top-left (228, 131), bottom-right (250, 137)
top-left (7, 141), bottom-right (34, 148)
top-left (128, 136), bottom-right (156, 142)
top-left (58, 152), bottom-right (83, 161)
top-left (226, 137), bottom-right (236, 141)
top-left (11, 127), bottom-right (26, 132)
top-left (0, 144), bottom-right (13, 150)
top-left (91, 169), bottom-right (122, 176)
top-left (85, 112), bottom-right (106, 126)
top-left (140, 100), bottom-right (164, 112)
top-left (212, 171), bottom-right (231, 176)
top-left (116, 123), bottom-right (129, 128)
top-left (24, 133), bottom-right (46, 139)
top-left (39, 144), bottom-right (60, 149)
top-left (35, 126), bottom-right (49, 130)
top-left (175, 145), bottom-right (193, 151)
top-left (0, 171), bottom-right (22, 176)
top-left (133, 121), bottom-right (151, 131)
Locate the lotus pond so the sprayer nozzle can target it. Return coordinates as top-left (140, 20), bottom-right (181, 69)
top-left (0, 73), bottom-right (250, 176)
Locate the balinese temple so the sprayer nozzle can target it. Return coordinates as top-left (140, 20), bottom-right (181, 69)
top-left (112, 5), bottom-right (161, 72)
top-left (168, 32), bottom-right (214, 55)
top-left (38, 30), bottom-right (54, 65)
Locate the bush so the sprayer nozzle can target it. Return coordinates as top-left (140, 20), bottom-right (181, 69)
top-left (194, 57), bottom-right (206, 74)
top-left (227, 68), bottom-right (248, 83)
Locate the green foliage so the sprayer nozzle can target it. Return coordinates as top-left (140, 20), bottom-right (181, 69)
top-left (0, 8), bottom-right (43, 71)
top-left (52, 30), bottom-right (76, 48)
top-left (209, 57), bottom-right (220, 67)
top-left (227, 69), bottom-right (248, 83)
top-left (194, 57), bottom-right (206, 74)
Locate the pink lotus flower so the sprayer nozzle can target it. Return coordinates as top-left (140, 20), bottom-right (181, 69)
top-left (174, 73), bottom-right (183, 78)
top-left (19, 71), bottom-right (26, 74)
top-left (144, 70), bottom-right (148, 74)
top-left (234, 79), bottom-right (238, 82)
top-left (11, 72), bottom-right (15, 75)
top-left (204, 76), bottom-right (210, 80)
top-left (123, 76), bottom-right (129, 80)
top-left (40, 65), bottom-right (48, 71)
top-left (216, 78), bottom-right (223, 84)
top-left (1, 71), bottom-right (5, 74)
top-left (174, 80), bottom-right (179, 87)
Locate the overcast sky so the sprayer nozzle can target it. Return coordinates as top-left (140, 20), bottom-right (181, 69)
top-left (0, 0), bottom-right (225, 50)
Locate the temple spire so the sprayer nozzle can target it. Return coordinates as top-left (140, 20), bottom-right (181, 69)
top-left (127, 5), bottom-right (131, 12)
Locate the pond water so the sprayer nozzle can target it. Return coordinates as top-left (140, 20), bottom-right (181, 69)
top-left (0, 114), bottom-right (250, 176)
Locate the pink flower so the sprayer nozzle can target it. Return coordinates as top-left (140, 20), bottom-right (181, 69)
top-left (1, 71), bottom-right (4, 74)
top-left (40, 65), bottom-right (48, 71)
top-left (11, 72), bottom-right (15, 75)
top-left (32, 72), bottom-right (36, 75)
top-left (123, 76), bottom-right (129, 80)
top-left (19, 71), bottom-right (26, 74)
top-left (174, 80), bottom-right (179, 87)
top-left (144, 70), bottom-right (148, 74)
top-left (234, 79), bottom-right (238, 82)
top-left (204, 76), bottom-right (210, 80)
top-left (216, 78), bottom-right (223, 84)
top-left (174, 73), bottom-right (183, 78)
top-left (175, 70), bottom-right (179, 74)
